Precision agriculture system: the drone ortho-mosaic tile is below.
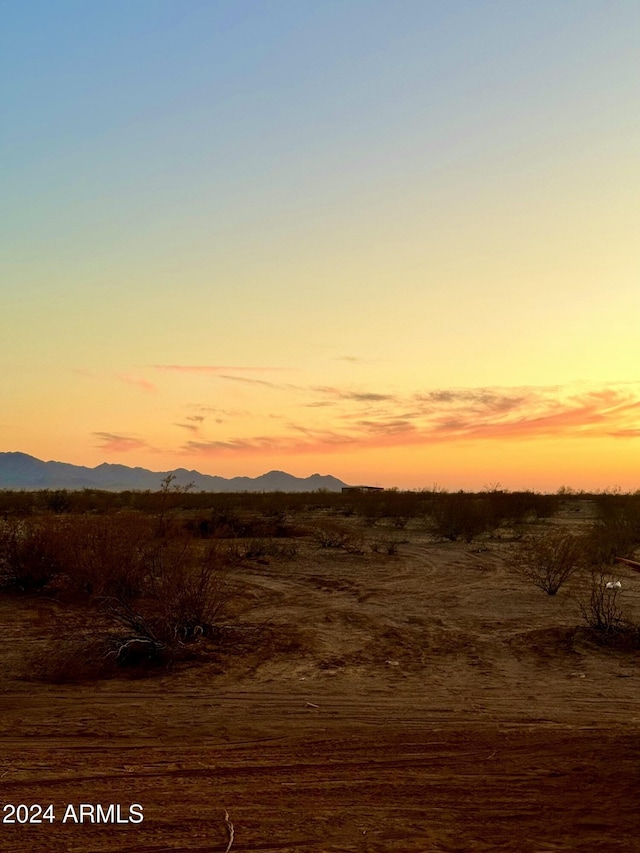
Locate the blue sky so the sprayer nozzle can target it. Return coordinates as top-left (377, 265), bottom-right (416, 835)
top-left (3, 1), bottom-right (640, 488)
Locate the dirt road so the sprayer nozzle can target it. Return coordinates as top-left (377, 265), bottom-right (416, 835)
top-left (2, 534), bottom-right (640, 851)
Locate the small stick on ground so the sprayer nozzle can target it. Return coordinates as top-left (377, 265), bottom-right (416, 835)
top-left (223, 809), bottom-right (234, 853)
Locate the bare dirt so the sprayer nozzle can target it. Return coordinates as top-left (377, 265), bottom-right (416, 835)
top-left (2, 518), bottom-right (640, 852)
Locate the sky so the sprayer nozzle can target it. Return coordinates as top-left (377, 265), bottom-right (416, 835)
top-left (2, 0), bottom-right (640, 491)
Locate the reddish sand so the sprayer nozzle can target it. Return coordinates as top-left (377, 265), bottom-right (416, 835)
top-left (2, 522), bottom-right (640, 851)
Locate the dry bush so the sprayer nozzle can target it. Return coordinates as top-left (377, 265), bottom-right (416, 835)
top-left (101, 600), bottom-right (168, 666)
top-left (515, 529), bottom-right (584, 595)
top-left (60, 512), bottom-right (153, 600)
top-left (0, 512), bottom-right (155, 600)
top-left (580, 519), bottom-right (640, 566)
top-left (34, 633), bottom-right (116, 683)
top-left (578, 493), bottom-right (640, 567)
top-left (185, 507), bottom-right (301, 540)
top-left (149, 542), bottom-right (228, 641)
top-left (579, 571), bottom-right (627, 634)
top-left (311, 520), bottom-right (365, 554)
top-left (370, 536), bottom-right (400, 555)
top-left (224, 538), bottom-right (298, 561)
top-left (0, 517), bottom-right (66, 592)
top-left (29, 513), bottom-right (232, 674)
top-left (99, 539), bottom-right (229, 667)
top-left (427, 492), bottom-right (493, 542)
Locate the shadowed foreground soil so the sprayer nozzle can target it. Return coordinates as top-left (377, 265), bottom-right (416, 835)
top-left (2, 529), bottom-right (640, 851)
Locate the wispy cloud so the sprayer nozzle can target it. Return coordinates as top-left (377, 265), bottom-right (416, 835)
top-left (218, 374), bottom-right (283, 389)
top-left (93, 432), bottom-right (149, 452)
top-left (311, 385), bottom-right (398, 403)
top-left (74, 368), bottom-right (158, 393)
top-left (188, 405), bottom-right (251, 418)
top-left (179, 383), bottom-right (640, 457)
top-left (183, 425), bottom-right (355, 456)
top-left (152, 364), bottom-right (289, 374)
top-left (117, 374), bottom-right (157, 393)
top-left (152, 365), bottom-right (297, 391)
top-left (411, 386), bottom-right (640, 442)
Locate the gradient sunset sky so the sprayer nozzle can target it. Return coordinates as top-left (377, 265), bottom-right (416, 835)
top-left (3, 1), bottom-right (640, 490)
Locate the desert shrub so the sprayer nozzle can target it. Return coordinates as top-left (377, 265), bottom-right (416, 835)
top-left (102, 599), bottom-right (168, 665)
top-left (154, 547), bottom-right (226, 641)
top-left (374, 491), bottom-right (422, 527)
top-left (47, 504), bottom-right (230, 670)
top-left (273, 540), bottom-right (298, 559)
top-left (184, 506), bottom-right (301, 540)
top-left (370, 536), bottom-right (400, 555)
top-left (237, 538), bottom-right (270, 559)
top-left (579, 498), bottom-right (640, 566)
top-left (515, 529), bottom-right (584, 595)
top-left (34, 633), bottom-right (116, 683)
top-left (185, 508), bottom-right (246, 538)
top-left (427, 492), bottom-right (492, 542)
top-left (482, 490), bottom-right (558, 530)
top-left (579, 571), bottom-right (627, 634)
top-left (42, 489), bottom-right (73, 513)
top-left (225, 538), bottom-right (298, 561)
top-left (107, 539), bottom-right (228, 646)
top-left (0, 517), bottom-right (66, 591)
top-left (60, 512), bottom-right (153, 600)
top-left (311, 520), bottom-right (365, 554)
top-left (0, 490), bottom-right (38, 517)
top-left (580, 520), bottom-right (640, 566)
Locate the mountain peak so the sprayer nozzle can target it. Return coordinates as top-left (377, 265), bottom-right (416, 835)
top-left (0, 452), bottom-right (348, 493)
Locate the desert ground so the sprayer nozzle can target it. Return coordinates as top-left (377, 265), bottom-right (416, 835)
top-left (1, 496), bottom-right (640, 852)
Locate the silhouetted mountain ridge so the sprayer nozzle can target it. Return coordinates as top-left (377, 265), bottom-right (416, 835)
top-left (0, 453), bottom-right (347, 492)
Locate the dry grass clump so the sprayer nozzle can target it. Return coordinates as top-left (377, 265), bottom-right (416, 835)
top-left (311, 520), bottom-right (365, 554)
top-left (224, 538), bottom-right (298, 561)
top-left (370, 536), bottom-right (400, 555)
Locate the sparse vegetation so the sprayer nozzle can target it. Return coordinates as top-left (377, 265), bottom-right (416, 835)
top-left (311, 519), bottom-right (365, 553)
top-left (580, 494), bottom-right (640, 565)
top-left (515, 528), bottom-right (585, 595)
top-left (0, 516), bottom-right (66, 592)
top-left (426, 491), bottom-right (493, 542)
top-left (5, 484), bottom-right (640, 686)
top-left (579, 571), bottom-right (628, 634)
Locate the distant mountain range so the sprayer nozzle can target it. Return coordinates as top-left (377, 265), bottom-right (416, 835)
top-left (0, 452), bottom-right (348, 493)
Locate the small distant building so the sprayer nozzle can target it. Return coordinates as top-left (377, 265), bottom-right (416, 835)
top-left (341, 485), bottom-right (384, 494)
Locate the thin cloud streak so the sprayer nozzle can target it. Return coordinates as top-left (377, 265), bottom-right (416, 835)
top-left (179, 384), bottom-right (640, 458)
top-left (117, 374), bottom-right (157, 393)
top-left (152, 364), bottom-right (289, 374)
top-left (218, 374), bottom-right (283, 389)
top-left (93, 432), bottom-right (149, 452)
